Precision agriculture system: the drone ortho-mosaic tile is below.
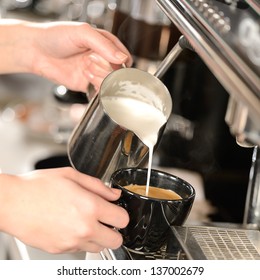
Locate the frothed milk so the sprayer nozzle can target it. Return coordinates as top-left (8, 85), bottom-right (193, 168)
top-left (102, 84), bottom-right (167, 196)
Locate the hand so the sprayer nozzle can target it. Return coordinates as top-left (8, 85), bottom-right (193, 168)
top-left (0, 167), bottom-right (129, 254)
top-left (30, 21), bottom-right (132, 92)
top-left (0, 20), bottom-right (132, 92)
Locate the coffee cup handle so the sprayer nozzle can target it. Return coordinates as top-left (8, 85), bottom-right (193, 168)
top-left (116, 198), bottom-right (128, 212)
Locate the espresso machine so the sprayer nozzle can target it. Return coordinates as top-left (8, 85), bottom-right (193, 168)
top-left (155, 0), bottom-right (260, 224)
top-left (79, 0), bottom-right (259, 260)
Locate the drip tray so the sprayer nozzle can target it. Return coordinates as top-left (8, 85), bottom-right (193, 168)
top-left (172, 225), bottom-right (260, 260)
top-left (103, 224), bottom-right (260, 260)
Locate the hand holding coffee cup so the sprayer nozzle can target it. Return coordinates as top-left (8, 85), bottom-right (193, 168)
top-left (110, 168), bottom-right (195, 253)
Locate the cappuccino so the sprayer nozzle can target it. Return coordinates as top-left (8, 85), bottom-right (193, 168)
top-left (124, 184), bottom-right (181, 200)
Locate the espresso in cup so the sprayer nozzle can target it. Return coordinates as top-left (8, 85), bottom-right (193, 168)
top-left (110, 168), bottom-right (195, 253)
top-left (124, 184), bottom-right (182, 200)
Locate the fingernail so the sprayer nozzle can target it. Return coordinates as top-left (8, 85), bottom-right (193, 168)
top-left (89, 72), bottom-right (94, 80)
top-left (89, 54), bottom-right (99, 63)
top-left (115, 51), bottom-right (128, 61)
top-left (83, 70), bottom-right (94, 80)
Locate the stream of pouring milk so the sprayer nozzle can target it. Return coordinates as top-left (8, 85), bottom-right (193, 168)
top-left (102, 94), bottom-right (167, 196)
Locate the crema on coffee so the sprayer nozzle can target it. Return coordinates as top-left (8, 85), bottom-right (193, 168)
top-left (124, 184), bottom-right (182, 200)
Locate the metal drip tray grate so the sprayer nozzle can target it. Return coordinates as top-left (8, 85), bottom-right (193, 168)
top-left (172, 226), bottom-right (260, 260)
top-left (104, 225), bottom-right (259, 260)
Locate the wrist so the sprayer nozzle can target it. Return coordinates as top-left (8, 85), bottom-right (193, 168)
top-left (0, 20), bottom-right (38, 74)
top-left (0, 173), bottom-right (19, 234)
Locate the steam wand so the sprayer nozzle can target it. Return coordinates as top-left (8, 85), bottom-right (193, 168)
top-left (154, 35), bottom-right (194, 79)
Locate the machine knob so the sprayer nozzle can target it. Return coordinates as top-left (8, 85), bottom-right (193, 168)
top-left (203, 7), bottom-right (215, 18)
top-left (199, 2), bottom-right (209, 12)
top-left (217, 17), bottom-right (231, 34)
top-left (190, 0), bottom-right (231, 34)
top-left (210, 12), bottom-right (221, 23)
top-left (193, 0), bottom-right (205, 8)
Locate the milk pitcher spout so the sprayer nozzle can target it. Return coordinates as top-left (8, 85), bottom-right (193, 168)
top-left (67, 68), bottom-right (172, 183)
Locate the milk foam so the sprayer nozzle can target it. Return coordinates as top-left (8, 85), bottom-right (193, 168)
top-left (102, 96), bottom-right (167, 195)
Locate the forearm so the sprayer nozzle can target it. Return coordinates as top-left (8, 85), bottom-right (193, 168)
top-left (0, 19), bottom-right (131, 92)
top-left (0, 19), bottom-right (37, 74)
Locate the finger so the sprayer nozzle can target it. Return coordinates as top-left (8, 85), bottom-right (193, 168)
top-left (88, 53), bottom-right (113, 72)
top-left (90, 223), bottom-right (124, 250)
top-left (84, 56), bottom-right (112, 80)
top-left (81, 24), bottom-right (131, 66)
top-left (83, 54), bottom-right (112, 90)
top-left (96, 29), bottom-right (133, 67)
top-left (83, 69), bottom-right (107, 91)
top-left (80, 241), bottom-right (105, 253)
top-left (30, 167), bottom-right (120, 201)
top-left (60, 167), bottom-right (122, 201)
top-left (97, 201), bottom-right (129, 229)
top-left (76, 188), bottom-right (129, 230)
top-left (86, 52), bottom-right (126, 73)
top-left (84, 54), bottom-right (126, 90)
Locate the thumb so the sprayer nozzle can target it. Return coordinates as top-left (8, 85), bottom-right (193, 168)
top-left (63, 168), bottom-right (121, 201)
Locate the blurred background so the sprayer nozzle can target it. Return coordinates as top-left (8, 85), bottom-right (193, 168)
top-left (0, 0), bottom-right (253, 259)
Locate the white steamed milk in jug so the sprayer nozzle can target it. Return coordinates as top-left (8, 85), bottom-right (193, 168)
top-left (101, 81), bottom-right (168, 196)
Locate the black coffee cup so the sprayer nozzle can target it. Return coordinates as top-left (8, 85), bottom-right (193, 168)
top-left (110, 168), bottom-right (195, 253)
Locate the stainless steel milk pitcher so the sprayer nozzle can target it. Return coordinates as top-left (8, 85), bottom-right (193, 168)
top-left (67, 36), bottom-right (190, 183)
top-left (67, 68), bottom-right (172, 183)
